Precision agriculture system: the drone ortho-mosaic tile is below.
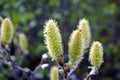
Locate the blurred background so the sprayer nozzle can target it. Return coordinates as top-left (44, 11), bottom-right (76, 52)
top-left (0, 0), bottom-right (120, 80)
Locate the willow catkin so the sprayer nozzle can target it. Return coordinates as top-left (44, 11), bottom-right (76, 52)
top-left (78, 18), bottom-right (91, 47)
top-left (68, 29), bottom-right (85, 66)
top-left (89, 41), bottom-right (104, 68)
top-left (43, 19), bottom-right (63, 60)
top-left (19, 33), bottom-right (28, 52)
top-left (1, 18), bottom-right (14, 45)
top-left (50, 66), bottom-right (59, 80)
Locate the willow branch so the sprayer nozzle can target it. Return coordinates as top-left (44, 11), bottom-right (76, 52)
top-left (84, 67), bottom-right (98, 80)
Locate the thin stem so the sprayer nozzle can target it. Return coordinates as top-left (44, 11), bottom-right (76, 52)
top-left (0, 42), bottom-right (49, 80)
top-left (55, 60), bottom-right (67, 80)
top-left (84, 74), bottom-right (91, 80)
top-left (32, 58), bottom-right (45, 74)
top-left (4, 48), bottom-right (16, 67)
top-left (83, 67), bottom-right (98, 80)
top-left (3, 47), bottom-right (31, 73)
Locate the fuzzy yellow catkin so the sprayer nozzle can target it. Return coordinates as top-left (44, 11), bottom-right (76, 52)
top-left (19, 33), bottom-right (28, 51)
top-left (78, 18), bottom-right (91, 48)
top-left (50, 66), bottom-right (59, 80)
top-left (43, 19), bottom-right (63, 60)
top-left (1, 18), bottom-right (14, 45)
top-left (68, 29), bottom-right (85, 66)
top-left (89, 41), bottom-right (104, 68)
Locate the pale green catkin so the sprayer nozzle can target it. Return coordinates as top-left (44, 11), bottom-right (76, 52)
top-left (19, 33), bottom-right (28, 51)
top-left (0, 16), bottom-right (3, 22)
top-left (50, 66), bottom-right (59, 80)
top-left (78, 18), bottom-right (91, 48)
top-left (1, 18), bottom-right (14, 45)
top-left (68, 29), bottom-right (85, 66)
top-left (89, 41), bottom-right (104, 68)
top-left (43, 19), bottom-right (63, 60)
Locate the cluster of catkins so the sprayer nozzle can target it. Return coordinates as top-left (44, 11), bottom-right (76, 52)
top-left (43, 19), bottom-right (104, 80)
top-left (0, 17), bottom-right (104, 80)
top-left (0, 17), bottom-right (28, 54)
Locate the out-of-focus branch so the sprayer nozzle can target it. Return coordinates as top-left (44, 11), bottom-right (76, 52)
top-left (0, 41), bottom-right (49, 79)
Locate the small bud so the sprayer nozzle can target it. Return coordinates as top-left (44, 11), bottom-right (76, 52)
top-left (68, 29), bottom-right (85, 66)
top-left (0, 18), bottom-right (14, 45)
top-left (50, 66), bottom-right (59, 80)
top-left (42, 53), bottom-right (48, 59)
top-left (18, 33), bottom-right (28, 52)
top-left (41, 64), bottom-right (49, 69)
top-left (58, 57), bottom-right (64, 66)
top-left (89, 41), bottom-right (104, 68)
top-left (43, 19), bottom-right (63, 60)
top-left (78, 18), bottom-right (91, 47)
